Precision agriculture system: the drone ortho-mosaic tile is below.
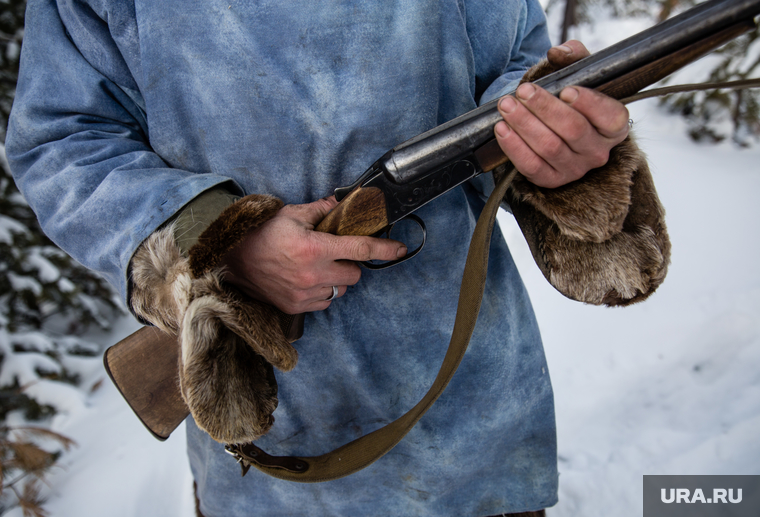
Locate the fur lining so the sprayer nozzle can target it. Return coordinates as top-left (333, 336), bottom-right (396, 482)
top-left (129, 193), bottom-right (299, 443)
top-left (519, 58), bottom-right (561, 85)
top-left (183, 272), bottom-right (298, 372)
top-left (130, 224), bottom-right (192, 334)
top-left (501, 57), bottom-right (671, 306)
top-left (180, 276), bottom-right (281, 443)
top-left (509, 136), bottom-right (638, 242)
top-left (178, 275), bottom-right (296, 443)
top-left (507, 147), bottom-right (670, 307)
top-left (188, 194), bottom-right (283, 278)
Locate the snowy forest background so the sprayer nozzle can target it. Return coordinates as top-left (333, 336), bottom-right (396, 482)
top-left (1, 0), bottom-right (759, 515)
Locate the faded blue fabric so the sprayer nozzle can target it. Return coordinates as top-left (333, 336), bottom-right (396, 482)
top-left (7, 0), bottom-right (557, 515)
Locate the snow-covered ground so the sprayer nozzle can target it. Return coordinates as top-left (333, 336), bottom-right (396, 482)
top-left (501, 101), bottom-right (760, 515)
top-left (8, 11), bottom-right (760, 517)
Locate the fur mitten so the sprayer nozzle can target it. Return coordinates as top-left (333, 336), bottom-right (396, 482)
top-left (130, 194), bottom-right (298, 443)
top-left (501, 137), bottom-right (670, 306)
top-left (498, 58), bottom-right (671, 306)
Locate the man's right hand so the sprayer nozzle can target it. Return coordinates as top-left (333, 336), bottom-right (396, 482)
top-left (220, 197), bottom-right (407, 314)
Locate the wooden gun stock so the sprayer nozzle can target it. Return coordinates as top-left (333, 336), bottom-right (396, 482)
top-left (104, 0), bottom-right (759, 440)
top-left (104, 310), bottom-right (305, 439)
top-left (103, 186), bottom-right (388, 440)
top-left (104, 327), bottom-right (185, 440)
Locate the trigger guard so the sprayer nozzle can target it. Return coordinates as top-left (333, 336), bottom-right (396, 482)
top-left (361, 214), bottom-right (427, 270)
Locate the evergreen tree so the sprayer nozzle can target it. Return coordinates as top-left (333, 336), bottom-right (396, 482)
top-left (547, 0), bottom-right (673, 39)
top-left (1, 1), bottom-right (123, 513)
top-left (662, 26), bottom-right (760, 146)
top-left (1, 0), bottom-right (25, 144)
top-left (547, 0), bottom-right (759, 147)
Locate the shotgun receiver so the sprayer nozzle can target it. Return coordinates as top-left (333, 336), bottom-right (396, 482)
top-left (105, 0), bottom-right (760, 441)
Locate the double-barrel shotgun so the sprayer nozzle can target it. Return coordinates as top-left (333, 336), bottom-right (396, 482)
top-left (105, 0), bottom-right (760, 446)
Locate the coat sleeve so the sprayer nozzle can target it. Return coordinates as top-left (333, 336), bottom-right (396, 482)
top-left (465, 0), bottom-right (552, 200)
top-left (5, 0), bottom-right (239, 303)
top-left (474, 0), bottom-right (552, 106)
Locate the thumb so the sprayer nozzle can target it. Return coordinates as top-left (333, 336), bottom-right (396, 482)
top-left (546, 40), bottom-right (590, 68)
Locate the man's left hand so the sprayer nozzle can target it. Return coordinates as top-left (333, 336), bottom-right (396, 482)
top-left (494, 40), bottom-right (630, 188)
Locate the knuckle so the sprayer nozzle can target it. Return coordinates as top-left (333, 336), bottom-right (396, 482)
top-left (290, 238), bottom-right (311, 260)
top-left (280, 297), bottom-right (301, 315)
top-left (292, 290), bottom-right (311, 304)
top-left (305, 238), bottom-right (324, 261)
top-left (519, 158), bottom-right (548, 183)
top-left (537, 172), bottom-right (563, 189)
top-left (567, 165), bottom-right (586, 183)
top-left (354, 240), bottom-right (372, 262)
top-left (293, 270), bottom-right (318, 289)
top-left (280, 305), bottom-right (299, 316)
top-left (591, 148), bottom-right (610, 169)
top-left (347, 266), bottom-right (362, 285)
top-left (547, 170), bottom-right (569, 188)
top-left (542, 137), bottom-right (564, 161)
top-left (564, 124), bottom-right (587, 144)
top-left (297, 237), bottom-right (325, 266)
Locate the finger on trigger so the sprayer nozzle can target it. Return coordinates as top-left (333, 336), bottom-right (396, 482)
top-left (329, 234), bottom-right (407, 263)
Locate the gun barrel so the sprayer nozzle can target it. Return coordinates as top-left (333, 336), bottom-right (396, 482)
top-left (384, 0), bottom-right (760, 185)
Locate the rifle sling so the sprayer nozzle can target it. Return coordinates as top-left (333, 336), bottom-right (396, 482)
top-left (226, 166), bottom-right (519, 483)
top-left (231, 76), bottom-right (760, 481)
top-left (621, 77), bottom-right (760, 104)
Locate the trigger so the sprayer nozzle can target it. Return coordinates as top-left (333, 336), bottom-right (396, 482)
top-left (361, 214), bottom-right (427, 270)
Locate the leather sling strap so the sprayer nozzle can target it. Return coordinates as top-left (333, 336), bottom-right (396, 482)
top-left (620, 77), bottom-right (760, 104)
top-left (226, 166), bottom-right (519, 482)
top-left (223, 78), bottom-right (760, 481)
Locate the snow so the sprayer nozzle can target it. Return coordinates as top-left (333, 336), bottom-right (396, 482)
top-left (0, 214), bottom-right (27, 244)
top-left (25, 248), bottom-right (61, 283)
top-left (7, 271), bottom-right (42, 295)
top-left (9, 12), bottom-right (760, 517)
top-left (526, 101), bottom-right (760, 516)
top-left (8, 330), bottom-right (56, 353)
top-left (23, 379), bottom-right (88, 416)
top-left (39, 316), bottom-right (197, 517)
top-left (0, 351), bottom-right (61, 386)
top-left (57, 277), bottom-right (76, 293)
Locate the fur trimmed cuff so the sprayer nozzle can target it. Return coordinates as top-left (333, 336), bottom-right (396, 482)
top-left (189, 194), bottom-right (283, 277)
top-left (497, 58), bottom-right (671, 306)
top-left (130, 226), bottom-right (193, 335)
top-left (508, 136), bottom-right (637, 243)
top-left (504, 137), bottom-right (670, 306)
top-left (129, 194), bottom-right (299, 443)
top-left (179, 268), bottom-right (295, 443)
top-left (519, 58), bottom-right (561, 85)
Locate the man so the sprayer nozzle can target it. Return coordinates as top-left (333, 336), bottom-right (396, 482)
top-left (7, 0), bottom-right (661, 515)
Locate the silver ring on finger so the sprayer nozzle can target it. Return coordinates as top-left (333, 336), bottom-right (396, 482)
top-left (325, 285), bottom-right (339, 301)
